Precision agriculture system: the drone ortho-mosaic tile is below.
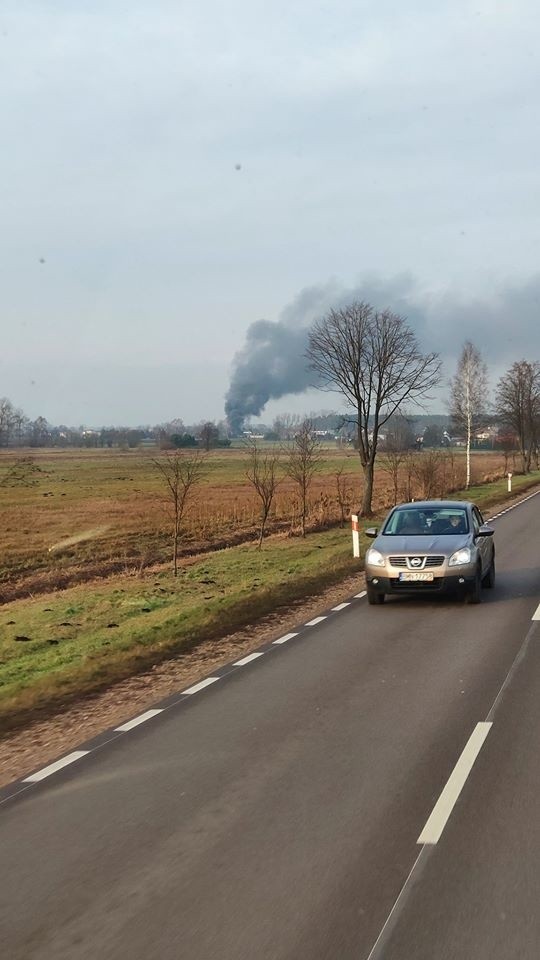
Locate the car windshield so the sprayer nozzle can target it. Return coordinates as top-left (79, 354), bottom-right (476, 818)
top-left (383, 508), bottom-right (469, 536)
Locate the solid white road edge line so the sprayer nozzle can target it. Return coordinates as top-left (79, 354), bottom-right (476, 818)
top-left (532, 603), bottom-right (540, 621)
top-left (305, 616), bottom-right (327, 626)
top-left (23, 751), bottom-right (90, 783)
top-left (114, 709), bottom-right (164, 732)
top-left (182, 677), bottom-right (220, 695)
top-left (332, 602), bottom-right (351, 611)
top-left (365, 849), bottom-right (425, 960)
top-left (272, 632), bottom-right (298, 645)
top-left (417, 722), bottom-right (492, 845)
top-left (233, 652), bottom-right (265, 666)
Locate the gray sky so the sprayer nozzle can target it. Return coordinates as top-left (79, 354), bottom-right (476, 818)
top-left (2, 0), bottom-right (540, 426)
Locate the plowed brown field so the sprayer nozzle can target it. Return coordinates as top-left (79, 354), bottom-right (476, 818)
top-left (0, 446), bottom-right (513, 601)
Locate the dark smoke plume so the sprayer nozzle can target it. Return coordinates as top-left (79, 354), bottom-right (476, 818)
top-left (224, 319), bottom-right (315, 435)
top-left (225, 273), bottom-right (540, 432)
top-left (225, 276), bottom-right (416, 432)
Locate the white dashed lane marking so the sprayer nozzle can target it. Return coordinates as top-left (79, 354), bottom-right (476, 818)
top-left (23, 751), bottom-right (90, 783)
top-left (114, 709), bottom-right (164, 732)
top-left (182, 677), bottom-right (220, 695)
top-left (233, 652), bottom-right (265, 666)
top-left (417, 722), bottom-right (492, 845)
top-left (532, 603), bottom-right (540, 621)
top-left (272, 632), bottom-right (298, 645)
top-left (305, 616), bottom-right (327, 626)
top-left (354, 591), bottom-right (367, 599)
top-left (331, 602), bottom-right (351, 611)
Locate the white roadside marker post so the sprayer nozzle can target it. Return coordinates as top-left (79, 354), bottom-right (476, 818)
top-left (351, 514), bottom-right (360, 558)
top-left (508, 472), bottom-right (512, 493)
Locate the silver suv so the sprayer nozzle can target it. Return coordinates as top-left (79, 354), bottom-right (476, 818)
top-left (364, 500), bottom-right (495, 605)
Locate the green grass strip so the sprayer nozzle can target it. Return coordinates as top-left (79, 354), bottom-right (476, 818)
top-left (0, 530), bottom-right (358, 731)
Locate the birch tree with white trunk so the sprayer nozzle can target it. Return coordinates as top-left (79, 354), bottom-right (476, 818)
top-left (449, 341), bottom-right (489, 489)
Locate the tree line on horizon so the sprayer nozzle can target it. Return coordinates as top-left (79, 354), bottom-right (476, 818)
top-left (2, 297), bottom-right (539, 518)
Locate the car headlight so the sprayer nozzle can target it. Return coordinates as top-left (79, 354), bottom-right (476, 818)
top-left (449, 547), bottom-right (471, 566)
top-left (366, 547), bottom-right (385, 566)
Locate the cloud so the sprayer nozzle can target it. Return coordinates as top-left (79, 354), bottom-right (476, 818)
top-left (2, 1), bottom-right (540, 428)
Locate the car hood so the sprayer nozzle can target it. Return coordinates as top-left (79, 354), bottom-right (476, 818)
top-left (374, 534), bottom-right (471, 553)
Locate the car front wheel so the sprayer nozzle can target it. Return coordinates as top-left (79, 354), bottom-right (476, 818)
top-left (367, 584), bottom-right (385, 605)
top-left (483, 555), bottom-right (496, 589)
top-left (467, 565), bottom-right (482, 604)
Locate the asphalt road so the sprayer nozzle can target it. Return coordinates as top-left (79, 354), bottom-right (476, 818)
top-left (1, 492), bottom-right (540, 960)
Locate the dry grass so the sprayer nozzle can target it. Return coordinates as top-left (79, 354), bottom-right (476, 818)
top-left (0, 445), bottom-right (515, 600)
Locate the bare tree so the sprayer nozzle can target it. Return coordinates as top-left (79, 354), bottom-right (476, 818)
top-left (306, 302), bottom-right (441, 516)
top-left (438, 448), bottom-right (464, 494)
top-left (29, 416), bottom-right (50, 447)
top-left (196, 421), bottom-right (219, 452)
top-left (382, 410), bottom-right (415, 452)
top-left (0, 398), bottom-right (15, 447)
top-left (496, 431), bottom-right (519, 474)
top-left (379, 409), bottom-right (415, 505)
top-left (496, 360), bottom-right (540, 473)
top-left (412, 450), bottom-right (444, 499)
top-left (272, 413), bottom-right (302, 441)
top-left (335, 465), bottom-right (355, 527)
top-left (449, 341), bottom-right (489, 489)
top-left (152, 451), bottom-right (207, 575)
top-left (379, 450), bottom-right (408, 506)
top-left (401, 452), bottom-right (415, 502)
top-left (12, 409), bottom-right (29, 446)
top-left (245, 439), bottom-right (281, 547)
top-left (284, 419), bottom-right (322, 536)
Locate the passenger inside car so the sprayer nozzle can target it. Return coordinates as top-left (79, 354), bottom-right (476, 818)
top-left (398, 512), bottom-right (425, 535)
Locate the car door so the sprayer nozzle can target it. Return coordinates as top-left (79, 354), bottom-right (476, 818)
top-left (472, 505), bottom-right (490, 573)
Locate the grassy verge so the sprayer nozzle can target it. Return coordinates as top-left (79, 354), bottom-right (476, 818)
top-left (448, 470), bottom-right (540, 513)
top-left (0, 530), bottom-right (358, 732)
top-left (1, 470), bottom-right (539, 732)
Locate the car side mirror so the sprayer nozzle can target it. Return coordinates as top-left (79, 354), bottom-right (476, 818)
top-left (477, 525), bottom-right (494, 537)
top-left (365, 527), bottom-right (378, 538)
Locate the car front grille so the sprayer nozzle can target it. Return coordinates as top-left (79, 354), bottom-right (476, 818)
top-left (389, 556), bottom-right (445, 568)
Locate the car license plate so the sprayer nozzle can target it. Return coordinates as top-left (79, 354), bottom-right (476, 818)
top-left (399, 571), bottom-right (434, 582)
